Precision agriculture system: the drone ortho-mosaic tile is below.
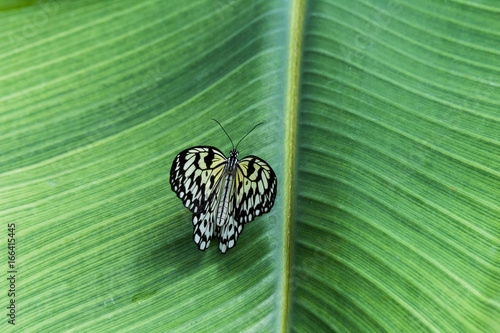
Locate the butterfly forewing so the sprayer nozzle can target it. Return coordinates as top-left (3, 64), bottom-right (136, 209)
top-left (235, 156), bottom-right (277, 223)
top-left (170, 146), bottom-right (226, 214)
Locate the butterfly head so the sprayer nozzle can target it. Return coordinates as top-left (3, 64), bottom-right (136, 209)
top-left (225, 149), bottom-right (239, 174)
top-left (229, 149), bottom-right (239, 158)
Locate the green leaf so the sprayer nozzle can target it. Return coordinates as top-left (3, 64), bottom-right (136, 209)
top-left (1, 0), bottom-right (499, 332)
top-left (293, 0), bottom-right (500, 332)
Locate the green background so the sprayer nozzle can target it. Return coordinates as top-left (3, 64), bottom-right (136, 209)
top-left (0, 0), bottom-right (499, 332)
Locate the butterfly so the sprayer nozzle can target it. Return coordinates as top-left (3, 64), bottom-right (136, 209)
top-left (170, 119), bottom-right (277, 253)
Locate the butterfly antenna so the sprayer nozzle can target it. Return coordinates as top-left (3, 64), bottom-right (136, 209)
top-left (235, 122), bottom-right (264, 150)
top-left (212, 119), bottom-right (234, 150)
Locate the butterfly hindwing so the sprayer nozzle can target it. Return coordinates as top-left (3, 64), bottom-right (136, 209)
top-left (194, 173), bottom-right (228, 250)
top-left (192, 197), bottom-right (218, 251)
top-left (217, 215), bottom-right (243, 253)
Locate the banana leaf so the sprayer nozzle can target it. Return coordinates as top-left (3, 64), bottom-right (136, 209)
top-left (0, 0), bottom-right (498, 332)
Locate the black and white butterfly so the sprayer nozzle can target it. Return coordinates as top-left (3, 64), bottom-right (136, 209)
top-left (170, 120), bottom-right (277, 253)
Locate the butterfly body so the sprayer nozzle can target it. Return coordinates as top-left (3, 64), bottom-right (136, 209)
top-left (170, 145), bottom-right (277, 253)
top-left (216, 149), bottom-right (239, 227)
